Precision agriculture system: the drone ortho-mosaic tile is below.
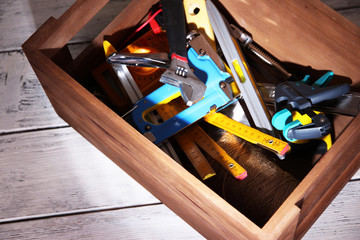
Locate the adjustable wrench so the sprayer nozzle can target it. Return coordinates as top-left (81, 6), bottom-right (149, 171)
top-left (160, 0), bottom-right (206, 106)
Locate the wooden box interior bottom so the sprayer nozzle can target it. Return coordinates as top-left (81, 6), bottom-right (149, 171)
top-left (22, 0), bottom-right (360, 239)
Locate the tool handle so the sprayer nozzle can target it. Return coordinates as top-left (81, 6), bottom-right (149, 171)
top-left (161, 0), bottom-right (188, 58)
top-left (310, 84), bottom-right (350, 105)
top-left (285, 112), bottom-right (331, 141)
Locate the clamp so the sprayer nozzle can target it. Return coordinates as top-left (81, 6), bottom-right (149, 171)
top-left (272, 72), bottom-right (350, 143)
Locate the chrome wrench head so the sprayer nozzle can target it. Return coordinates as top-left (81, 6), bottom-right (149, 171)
top-left (160, 56), bottom-right (206, 106)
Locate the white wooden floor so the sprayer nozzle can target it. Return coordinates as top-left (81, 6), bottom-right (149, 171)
top-left (0, 0), bottom-right (359, 239)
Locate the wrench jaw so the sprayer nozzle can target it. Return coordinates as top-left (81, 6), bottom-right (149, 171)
top-left (160, 57), bottom-right (206, 106)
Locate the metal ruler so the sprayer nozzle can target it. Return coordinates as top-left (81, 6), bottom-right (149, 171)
top-left (204, 111), bottom-right (290, 156)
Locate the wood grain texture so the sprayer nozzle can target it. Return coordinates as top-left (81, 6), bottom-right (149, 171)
top-left (273, 115), bottom-right (360, 239)
top-left (219, 0), bottom-right (360, 88)
top-left (69, 0), bottom-right (159, 84)
top-left (0, 181), bottom-right (358, 240)
top-left (0, 1), bottom-right (359, 239)
top-left (0, 51), bottom-right (67, 133)
top-left (353, 169), bottom-right (360, 180)
top-left (0, 204), bottom-right (204, 240)
top-left (0, 127), bottom-right (159, 220)
top-left (0, 0), bottom-right (131, 52)
top-left (321, 0), bottom-right (360, 27)
top-left (25, 46), bottom-right (264, 239)
top-left (21, 0), bottom-right (360, 239)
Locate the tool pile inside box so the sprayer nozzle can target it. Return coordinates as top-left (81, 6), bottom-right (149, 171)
top-left (89, 0), bottom-right (359, 227)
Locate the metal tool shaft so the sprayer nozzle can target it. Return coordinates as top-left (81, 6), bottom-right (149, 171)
top-left (206, 0), bottom-right (273, 133)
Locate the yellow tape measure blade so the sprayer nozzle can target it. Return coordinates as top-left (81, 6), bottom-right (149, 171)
top-left (187, 125), bottom-right (247, 180)
top-left (204, 112), bottom-right (290, 156)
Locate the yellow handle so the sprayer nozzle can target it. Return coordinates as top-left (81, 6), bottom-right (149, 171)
top-left (184, 0), bottom-right (215, 47)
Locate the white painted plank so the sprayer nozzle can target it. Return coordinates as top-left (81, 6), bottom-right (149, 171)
top-left (0, 0), bottom-right (131, 52)
top-left (0, 51), bottom-right (67, 133)
top-left (0, 127), bottom-right (159, 220)
top-left (0, 204), bottom-right (204, 240)
top-left (304, 180), bottom-right (360, 240)
top-left (353, 169), bottom-right (360, 180)
top-left (0, 182), bottom-right (358, 240)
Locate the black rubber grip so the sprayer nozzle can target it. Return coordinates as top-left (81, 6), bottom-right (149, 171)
top-left (161, 0), bottom-right (187, 58)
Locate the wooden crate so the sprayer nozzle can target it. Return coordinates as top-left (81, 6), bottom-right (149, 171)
top-left (22, 0), bottom-right (360, 239)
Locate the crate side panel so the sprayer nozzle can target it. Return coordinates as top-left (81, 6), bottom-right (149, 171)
top-left (219, 0), bottom-right (360, 83)
top-left (26, 47), bottom-right (265, 240)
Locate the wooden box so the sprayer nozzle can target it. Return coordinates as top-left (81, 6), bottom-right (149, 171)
top-left (22, 0), bottom-right (360, 239)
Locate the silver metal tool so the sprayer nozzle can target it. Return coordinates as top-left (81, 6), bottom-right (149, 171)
top-left (160, 56), bottom-right (206, 106)
top-left (229, 24), bottom-right (291, 79)
top-left (206, 0), bottom-right (273, 133)
top-left (110, 64), bottom-right (143, 104)
top-left (160, 0), bottom-right (206, 107)
top-left (108, 51), bottom-right (207, 107)
top-left (107, 52), bottom-right (170, 69)
top-left (229, 24), bottom-right (360, 117)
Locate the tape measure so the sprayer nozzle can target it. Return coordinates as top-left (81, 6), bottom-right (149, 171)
top-left (185, 125), bottom-right (247, 180)
top-left (156, 100), bottom-right (247, 180)
top-left (156, 100), bottom-right (216, 180)
top-left (175, 133), bottom-right (216, 180)
top-left (204, 111), bottom-right (290, 156)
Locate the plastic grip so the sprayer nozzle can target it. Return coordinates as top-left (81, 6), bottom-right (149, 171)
top-left (161, 0), bottom-right (188, 57)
